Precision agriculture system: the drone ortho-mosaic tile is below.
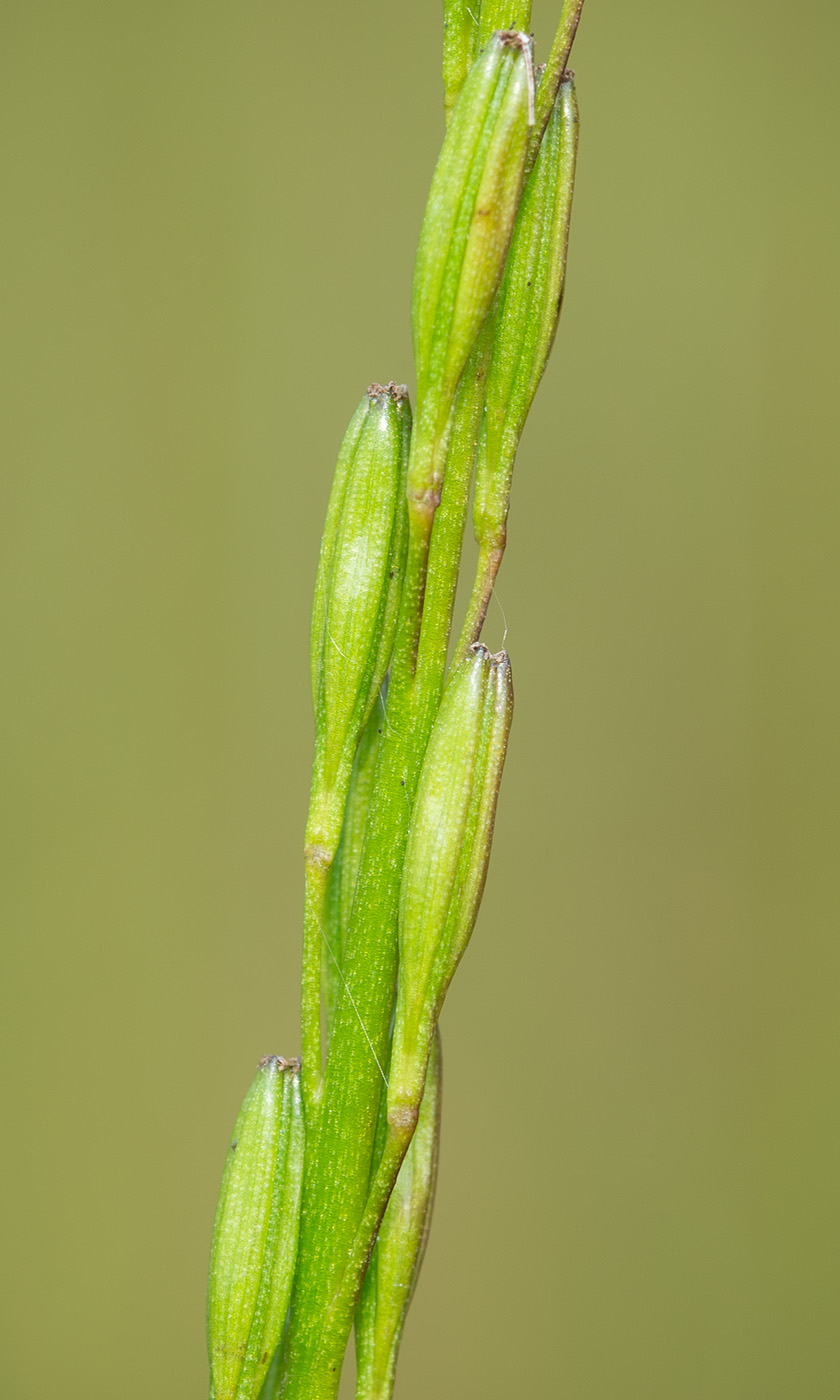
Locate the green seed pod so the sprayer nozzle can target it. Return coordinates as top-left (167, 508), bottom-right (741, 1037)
top-left (355, 1030), bottom-right (442, 1400)
top-left (410, 31), bottom-right (533, 512)
top-left (388, 644), bottom-right (513, 1115)
top-left (309, 382), bottom-right (410, 848)
top-left (207, 1056), bottom-right (305, 1400)
top-left (474, 76), bottom-right (579, 558)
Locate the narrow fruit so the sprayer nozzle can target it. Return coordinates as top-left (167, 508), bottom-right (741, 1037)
top-left (207, 1057), bottom-right (305, 1400)
top-left (388, 645), bottom-right (513, 1115)
top-left (310, 383), bottom-right (410, 848)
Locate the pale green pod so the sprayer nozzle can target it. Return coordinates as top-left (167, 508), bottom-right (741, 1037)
top-left (355, 1031), bottom-right (442, 1400)
top-left (388, 645), bottom-right (513, 1114)
top-left (474, 76), bottom-right (579, 555)
top-left (309, 394), bottom-right (369, 711)
top-left (309, 383), bottom-right (410, 848)
top-left (410, 30), bottom-right (532, 507)
top-left (207, 1057), bottom-right (305, 1400)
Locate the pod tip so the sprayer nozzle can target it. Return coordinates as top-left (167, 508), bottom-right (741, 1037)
top-left (496, 30), bottom-right (532, 53)
top-left (468, 642), bottom-right (508, 669)
top-left (258, 1054), bottom-right (302, 1073)
top-left (368, 381), bottom-right (409, 404)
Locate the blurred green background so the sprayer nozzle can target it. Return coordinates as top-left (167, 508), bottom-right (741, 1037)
top-left (2, 1), bottom-right (839, 1395)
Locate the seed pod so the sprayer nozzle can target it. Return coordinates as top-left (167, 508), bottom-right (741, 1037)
top-left (388, 645), bottom-right (513, 1115)
top-left (355, 1031), bottom-right (442, 1400)
top-left (207, 1056), bottom-right (305, 1400)
top-left (410, 31), bottom-right (533, 509)
top-left (309, 383), bottom-right (410, 844)
top-left (474, 76), bottom-right (579, 557)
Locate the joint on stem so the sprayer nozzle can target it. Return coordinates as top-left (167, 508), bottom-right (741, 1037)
top-left (408, 482), bottom-right (442, 529)
top-left (304, 842), bottom-right (333, 871)
top-left (387, 1103), bottom-right (419, 1133)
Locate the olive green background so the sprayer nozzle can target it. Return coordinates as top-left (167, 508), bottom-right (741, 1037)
top-left (2, 1), bottom-right (838, 1395)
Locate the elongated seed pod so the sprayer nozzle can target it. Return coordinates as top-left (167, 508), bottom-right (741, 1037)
top-left (410, 31), bottom-right (532, 512)
top-left (309, 394), bottom-right (369, 712)
top-left (388, 645), bottom-right (513, 1115)
top-left (309, 382), bottom-right (410, 844)
top-left (456, 76), bottom-right (578, 655)
top-left (475, 76), bottom-right (579, 556)
top-left (355, 1031), bottom-right (442, 1400)
top-left (207, 1057), bottom-right (305, 1400)
top-left (302, 385), bottom-right (410, 1105)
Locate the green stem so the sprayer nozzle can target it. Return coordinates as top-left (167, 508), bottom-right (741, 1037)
top-left (456, 539), bottom-right (505, 655)
top-left (277, 491), bottom-right (437, 1400)
top-left (414, 329), bottom-right (493, 709)
top-left (301, 758), bottom-right (353, 1109)
top-left (529, 0), bottom-right (585, 169)
top-left (278, 356), bottom-right (489, 1400)
top-left (301, 856), bottom-right (328, 1107)
top-left (328, 1123), bottom-right (416, 1344)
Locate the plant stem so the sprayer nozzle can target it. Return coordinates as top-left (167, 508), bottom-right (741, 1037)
top-left (301, 761), bottom-right (354, 1107)
top-left (530, 0), bottom-right (585, 167)
top-left (281, 17), bottom-right (586, 1397)
top-left (301, 856), bottom-right (328, 1106)
top-left (414, 329), bottom-right (493, 709)
top-left (278, 354), bottom-right (488, 1400)
top-left (457, 539), bottom-right (505, 653)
